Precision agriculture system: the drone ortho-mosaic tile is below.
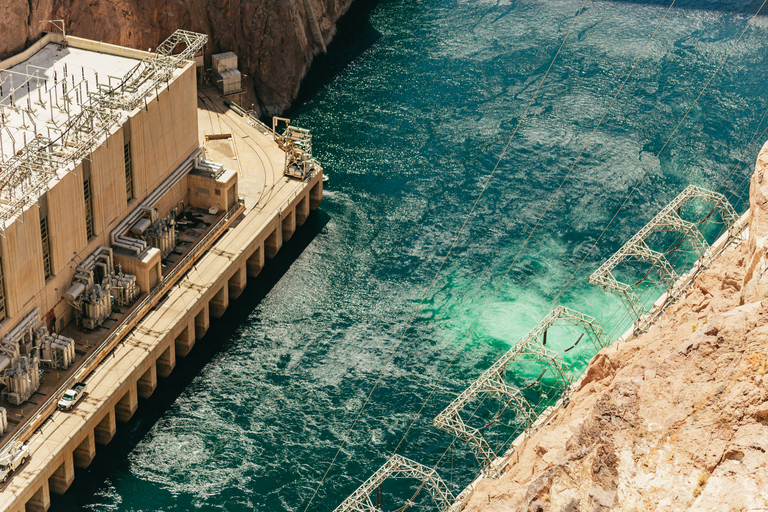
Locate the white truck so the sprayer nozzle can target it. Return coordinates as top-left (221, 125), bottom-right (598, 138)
top-left (0, 442), bottom-right (28, 483)
top-left (58, 382), bottom-right (87, 411)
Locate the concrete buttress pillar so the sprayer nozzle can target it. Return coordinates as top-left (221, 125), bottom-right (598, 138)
top-left (49, 450), bottom-right (74, 495)
top-left (95, 408), bottom-right (116, 445)
top-left (282, 209), bottom-right (296, 242)
top-left (310, 180), bottom-right (323, 211)
top-left (297, 194), bottom-right (310, 226)
top-left (195, 306), bottom-right (209, 340)
top-left (247, 245), bottom-right (264, 278)
top-left (25, 481), bottom-right (50, 512)
top-left (138, 362), bottom-right (157, 399)
top-left (73, 431), bottom-right (96, 469)
top-left (265, 227), bottom-right (281, 259)
top-left (157, 342), bottom-right (176, 377)
top-left (228, 264), bottom-right (247, 300)
top-left (210, 284), bottom-right (229, 319)
top-left (175, 321), bottom-right (195, 358)
top-left (116, 382), bottom-right (138, 423)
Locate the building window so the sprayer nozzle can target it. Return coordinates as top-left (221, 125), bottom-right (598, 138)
top-left (0, 257), bottom-right (6, 322)
top-left (40, 216), bottom-right (51, 279)
top-left (83, 178), bottom-right (94, 239)
top-left (124, 141), bottom-right (133, 201)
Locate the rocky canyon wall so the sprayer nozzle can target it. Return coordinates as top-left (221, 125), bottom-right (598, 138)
top-left (0, 0), bottom-right (356, 116)
top-left (464, 141), bottom-right (768, 511)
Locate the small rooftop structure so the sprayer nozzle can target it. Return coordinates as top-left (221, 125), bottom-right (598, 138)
top-left (211, 51), bottom-right (243, 96)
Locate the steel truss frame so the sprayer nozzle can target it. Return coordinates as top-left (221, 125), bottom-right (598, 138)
top-left (0, 30), bottom-right (207, 235)
top-left (588, 185), bottom-right (739, 328)
top-left (433, 306), bottom-right (604, 477)
top-left (332, 454), bottom-right (454, 512)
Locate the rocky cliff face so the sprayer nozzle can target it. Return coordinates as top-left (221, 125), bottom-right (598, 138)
top-left (0, 0), bottom-right (355, 116)
top-left (464, 141), bottom-right (768, 511)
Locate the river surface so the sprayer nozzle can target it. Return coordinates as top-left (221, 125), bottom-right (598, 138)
top-left (59, 0), bottom-right (768, 510)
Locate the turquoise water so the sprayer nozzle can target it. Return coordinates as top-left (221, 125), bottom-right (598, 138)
top-left (58, 0), bottom-right (768, 510)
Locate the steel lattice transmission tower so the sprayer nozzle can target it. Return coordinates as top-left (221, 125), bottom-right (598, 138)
top-left (433, 306), bottom-right (608, 477)
top-left (589, 185), bottom-right (738, 330)
top-left (332, 455), bottom-right (455, 512)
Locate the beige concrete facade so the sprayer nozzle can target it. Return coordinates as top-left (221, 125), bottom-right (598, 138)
top-left (0, 61), bottom-right (323, 511)
top-left (0, 38), bottom-right (198, 333)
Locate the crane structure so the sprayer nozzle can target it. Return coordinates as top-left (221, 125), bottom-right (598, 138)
top-left (589, 185), bottom-right (739, 330)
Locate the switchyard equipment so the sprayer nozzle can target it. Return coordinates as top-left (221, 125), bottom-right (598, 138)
top-left (0, 311), bottom-right (41, 405)
top-left (433, 306), bottom-right (608, 477)
top-left (1, 356), bottom-right (40, 406)
top-left (35, 327), bottom-right (75, 371)
top-left (589, 185), bottom-right (739, 330)
top-left (0, 29), bottom-right (207, 236)
top-left (64, 246), bottom-right (139, 330)
top-left (273, 117), bottom-right (316, 179)
top-left (129, 207), bottom-right (177, 259)
top-left (333, 455), bottom-right (455, 512)
top-left (0, 309), bottom-right (75, 405)
top-left (110, 148), bottom-right (224, 258)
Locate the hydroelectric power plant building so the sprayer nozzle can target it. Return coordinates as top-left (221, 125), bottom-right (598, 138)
top-left (0, 29), bottom-right (322, 511)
